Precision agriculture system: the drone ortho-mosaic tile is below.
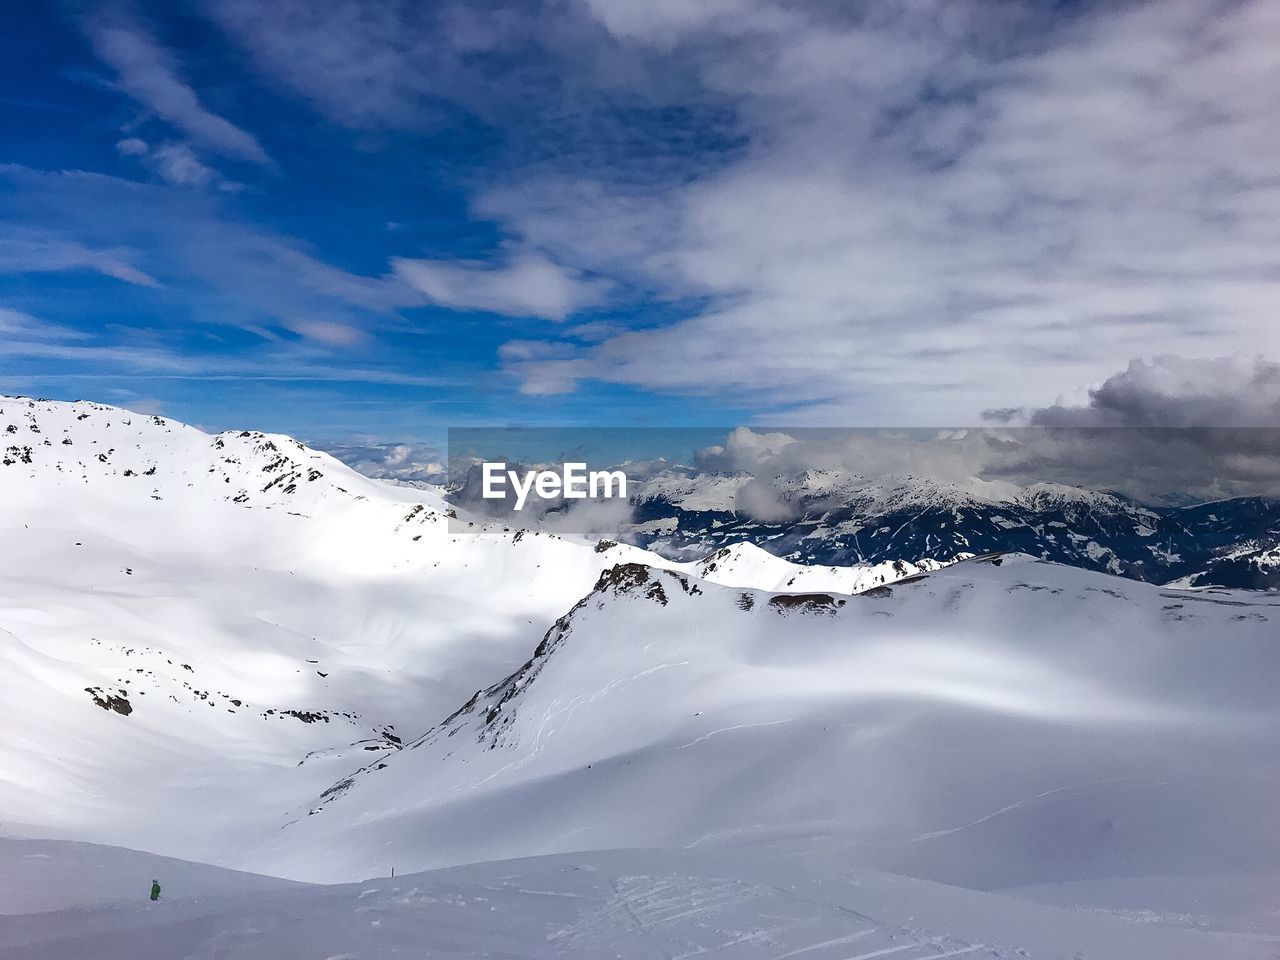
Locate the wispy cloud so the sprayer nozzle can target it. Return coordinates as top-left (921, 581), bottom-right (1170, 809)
top-left (393, 250), bottom-right (606, 321)
top-left (283, 318), bottom-right (368, 347)
top-left (0, 231), bottom-right (159, 288)
top-left (86, 14), bottom-right (271, 166)
top-left (0, 317), bottom-right (460, 388)
top-left (0, 164), bottom-right (416, 344)
top-left (0, 307), bottom-right (91, 341)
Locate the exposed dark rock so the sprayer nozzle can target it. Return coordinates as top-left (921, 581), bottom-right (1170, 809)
top-left (768, 593), bottom-right (845, 614)
top-left (85, 686), bottom-right (132, 716)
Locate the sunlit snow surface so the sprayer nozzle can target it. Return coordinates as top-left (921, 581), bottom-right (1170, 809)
top-left (2, 396), bottom-right (1279, 958)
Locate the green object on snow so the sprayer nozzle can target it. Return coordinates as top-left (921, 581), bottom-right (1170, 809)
top-left (150, 879), bottom-right (161, 901)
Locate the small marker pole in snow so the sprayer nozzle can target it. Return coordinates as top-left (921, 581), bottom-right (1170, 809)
top-left (391, 867), bottom-right (395, 878)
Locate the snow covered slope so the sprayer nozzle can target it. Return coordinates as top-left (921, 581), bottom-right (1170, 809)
top-left (0, 396), bottom-right (930, 866)
top-left (0, 837), bottom-right (304, 914)
top-left (3, 839), bottom-right (1274, 960)
top-left (286, 554), bottom-right (1280, 905)
top-left (5, 395), bottom-right (1279, 955)
top-left (676, 541), bottom-right (957, 593)
top-left (0, 396), bottom-right (666, 861)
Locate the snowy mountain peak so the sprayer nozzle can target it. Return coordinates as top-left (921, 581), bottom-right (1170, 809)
top-left (1016, 481), bottom-right (1135, 514)
top-left (0, 394), bottom-right (386, 514)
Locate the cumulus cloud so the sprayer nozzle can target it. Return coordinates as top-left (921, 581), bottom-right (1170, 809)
top-left (320, 441), bottom-right (446, 483)
top-left (994, 354), bottom-right (1280, 502)
top-left (481, 1), bottom-right (1280, 419)
top-left (688, 424), bottom-right (1280, 509)
top-left (1030, 355), bottom-right (1280, 428)
top-left (677, 356), bottom-right (1280, 506)
top-left (393, 251), bottom-right (606, 321)
top-left (699, 429), bottom-right (990, 482)
top-left (200, 0), bottom-right (1280, 417)
top-left (694, 427), bottom-right (797, 472)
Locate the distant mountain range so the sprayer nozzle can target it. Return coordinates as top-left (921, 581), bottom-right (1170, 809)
top-left (623, 471), bottom-right (1280, 589)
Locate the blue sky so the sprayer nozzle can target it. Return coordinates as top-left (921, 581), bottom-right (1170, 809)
top-left (3, 1), bottom-right (1280, 456)
top-left (2, 1), bottom-right (758, 442)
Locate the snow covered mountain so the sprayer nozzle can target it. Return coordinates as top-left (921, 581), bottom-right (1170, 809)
top-left (285, 554), bottom-right (1280, 894)
top-left (3, 395), bottom-right (1279, 957)
top-left (1182, 541), bottom-right (1280, 590)
top-left (627, 469), bottom-right (1280, 587)
top-left (0, 395), bottom-right (937, 863)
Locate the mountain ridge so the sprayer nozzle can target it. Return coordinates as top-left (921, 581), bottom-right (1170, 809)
top-left (275, 549), bottom-right (1280, 886)
top-left (0, 395), bottom-right (949, 867)
top-left (623, 468), bottom-right (1279, 587)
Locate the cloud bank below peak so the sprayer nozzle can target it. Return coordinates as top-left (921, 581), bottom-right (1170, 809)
top-left (688, 355), bottom-right (1280, 507)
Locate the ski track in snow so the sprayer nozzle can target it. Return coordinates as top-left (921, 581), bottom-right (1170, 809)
top-left (659, 718), bottom-right (799, 753)
top-left (909, 777), bottom-right (1169, 842)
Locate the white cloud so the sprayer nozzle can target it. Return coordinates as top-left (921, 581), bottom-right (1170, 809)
top-left (322, 441), bottom-right (445, 483)
top-left (476, 0), bottom-right (1280, 420)
top-left (670, 354), bottom-right (1280, 504)
top-left (393, 251), bottom-right (606, 320)
top-left (0, 165), bottom-right (421, 344)
top-left (696, 426), bottom-right (797, 472)
top-left (1030, 354), bottom-right (1280, 428)
top-left (284, 318), bottom-right (368, 347)
top-left (92, 0), bottom-right (1280, 421)
top-left (148, 143), bottom-right (217, 187)
top-left (0, 233), bottom-right (160, 288)
top-left (116, 138), bottom-right (240, 191)
top-left (115, 137), bottom-right (148, 157)
top-left (88, 17), bottom-right (271, 166)
top-left (0, 308), bottom-right (90, 341)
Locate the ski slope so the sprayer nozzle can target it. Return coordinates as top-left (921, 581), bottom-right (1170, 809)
top-left (3, 839), bottom-right (1275, 960)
